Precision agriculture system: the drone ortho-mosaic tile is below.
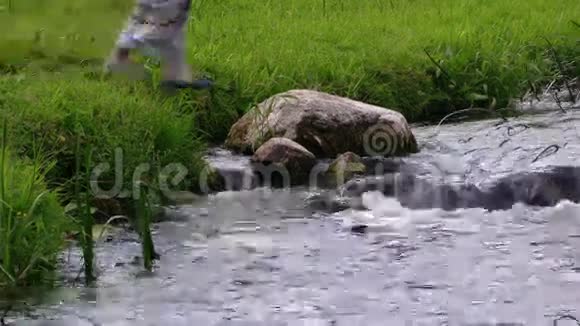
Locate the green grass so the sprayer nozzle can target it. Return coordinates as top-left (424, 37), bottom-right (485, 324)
top-left (0, 73), bottom-right (209, 202)
top-left (1, 0), bottom-right (578, 128)
top-left (0, 140), bottom-right (70, 290)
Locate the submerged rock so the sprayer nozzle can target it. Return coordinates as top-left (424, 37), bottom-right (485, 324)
top-left (325, 152), bottom-right (367, 186)
top-left (350, 224), bottom-right (369, 234)
top-left (483, 166), bottom-right (580, 210)
top-left (202, 165), bottom-right (260, 193)
top-left (305, 192), bottom-right (359, 213)
top-left (250, 137), bottom-right (317, 186)
top-left (319, 166), bottom-right (580, 212)
top-left (225, 89), bottom-right (418, 158)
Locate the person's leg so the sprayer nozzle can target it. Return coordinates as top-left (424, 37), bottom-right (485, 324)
top-left (158, 28), bottom-right (214, 90)
top-left (104, 3), bottom-right (148, 77)
top-left (104, 15), bottom-right (138, 72)
top-left (105, 47), bottom-right (131, 68)
top-left (104, 32), bottom-right (151, 80)
top-left (159, 28), bottom-right (192, 83)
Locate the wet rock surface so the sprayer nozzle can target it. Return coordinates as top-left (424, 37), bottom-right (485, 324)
top-left (324, 165), bottom-right (580, 212)
top-left (250, 137), bottom-right (317, 186)
top-left (224, 89), bottom-right (418, 157)
top-left (324, 152), bottom-right (367, 186)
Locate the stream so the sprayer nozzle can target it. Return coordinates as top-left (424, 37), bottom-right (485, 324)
top-left (4, 107), bottom-right (580, 325)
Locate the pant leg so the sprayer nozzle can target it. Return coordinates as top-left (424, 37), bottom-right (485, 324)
top-left (104, 15), bottom-right (144, 73)
top-left (158, 28), bottom-right (192, 82)
top-left (104, 0), bottom-right (155, 70)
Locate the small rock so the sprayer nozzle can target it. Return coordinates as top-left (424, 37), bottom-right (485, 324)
top-left (325, 152), bottom-right (367, 186)
top-left (350, 224), bottom-right (368, 234)
top-left (192, 256), bottom-right (206, 264)
top-left (250, 137), bottom-right (317, 186)
top-left (232, 279), bottom-right (254, 286)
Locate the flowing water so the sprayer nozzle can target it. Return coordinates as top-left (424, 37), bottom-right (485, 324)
top-left (4, 108), bottom-right (580, 326)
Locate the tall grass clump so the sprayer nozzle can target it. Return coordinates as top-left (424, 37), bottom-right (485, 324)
top-left (0, 72), bottom-right (209, 211)
top-left (0, 125), bottom-right (70, 291)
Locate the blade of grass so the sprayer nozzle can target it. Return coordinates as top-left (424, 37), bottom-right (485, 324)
top-left (0, 120), bottom-right (10, 283)
top-left (95, 215), bottom-right (129, 242)
top-left (424, 48), bottom-right (456, 87)
top-left (543, 37), bottom-right (576, 104)
top-left (25, 190), bottom-right (50, 218)
top-left (0, 264), bottom-right (15, 285)
top-left (82, 143), bottom-right (95, 285)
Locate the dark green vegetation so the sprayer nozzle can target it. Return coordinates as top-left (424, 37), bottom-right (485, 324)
top-left (0, 0), bottom-right (578, 289)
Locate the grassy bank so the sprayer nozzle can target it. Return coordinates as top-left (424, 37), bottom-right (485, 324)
top-left (1, 0), bottom-right (578, 133)
top-left (0, 0), bottom-right (578, 288)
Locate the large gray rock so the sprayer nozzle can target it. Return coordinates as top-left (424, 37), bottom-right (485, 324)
top-left (225, 89), bottom-right (418, 158)
top-left (250, 137), bottom-right (317, 186)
